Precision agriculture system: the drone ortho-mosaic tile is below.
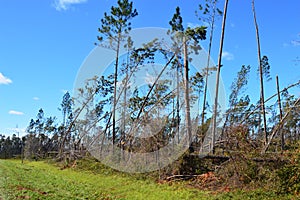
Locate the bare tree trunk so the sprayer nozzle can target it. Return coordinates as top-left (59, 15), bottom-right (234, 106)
top-left (121, 57), bottom-right (130, 156)
top-left (252, 0), bottom-right (268, 145)
top-left (176, 62), bottom-right (180, 144)
top-left (121, 71), bottom-right (128, 153)
top-left (276, 75), bottom-right (284, 150)
top-left (201, 0), bottom-right (217, 135)
top-left (183, 36), bottom-right (192, 144)
top-left (211, 0), bottom-right (229, 154)
top-left (112, 34), bottom-right (121, 146)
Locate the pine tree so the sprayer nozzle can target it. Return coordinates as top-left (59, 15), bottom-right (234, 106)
top-left (169, 6), bottom-right (207, 145)
top-left (96, 0), bottom-right (138, 145)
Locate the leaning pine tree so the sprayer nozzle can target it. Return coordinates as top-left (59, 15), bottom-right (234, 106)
top-left (169, 7), bottom-right (207, 146)
top-left (96, 0), bottom-right (138, 146)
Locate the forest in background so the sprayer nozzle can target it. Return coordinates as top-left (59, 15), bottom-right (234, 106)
top-left (1, 0), bottom-right (300, 196)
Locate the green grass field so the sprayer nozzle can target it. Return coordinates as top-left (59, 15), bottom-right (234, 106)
top-left (0, 159), bottom-right (291, 199)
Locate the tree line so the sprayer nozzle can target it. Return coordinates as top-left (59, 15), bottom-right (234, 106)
top-left (2, 0), bottom-right (299, 185)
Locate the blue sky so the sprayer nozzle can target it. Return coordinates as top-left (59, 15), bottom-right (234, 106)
top-left (0, 0), bottom-right (299, 137)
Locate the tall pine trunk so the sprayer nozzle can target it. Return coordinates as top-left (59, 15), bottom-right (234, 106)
top-left (201, 0), bottom-right (217, 139)
top-left (252, 0), bottom-right (268, 145)
top-left (112, 33), bottom-right (121, 146)
top-left (176, 60), bottom-right (181, 144)
top-left (183, 36), bottom-right (192, 145)
top-left (211, 0), bottom-right (229, 154)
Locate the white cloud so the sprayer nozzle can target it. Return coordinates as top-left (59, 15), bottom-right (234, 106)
top-left (8, 110), bottom-right (24, 115)
top-left (222, 51), bottom-right (234, 61)
top-left (289, 33), bottom-right (300, 47)
top-left (33, 97), bottom-right (40, 101)
top-left (291, 40), bottom-right (300, 46)
top-left (54, 0), bottom-right (87, 11)
top-left (0, 73), bottom-right (12, 85)
top-left (6, 127), bottom-right (27, 137)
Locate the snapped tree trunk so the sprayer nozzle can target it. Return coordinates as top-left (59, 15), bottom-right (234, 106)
top-left (252, 0), bottom-right (268, 145)
top-left (211, 0), bottom-right (229, 154)
top-left (276, 75), bottom-right (284, 150)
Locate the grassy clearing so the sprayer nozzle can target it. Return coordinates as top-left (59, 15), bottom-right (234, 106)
top-left (0, 159), bottom-right (292, 200)
top-left (0, 159), bottom-right (209, 199)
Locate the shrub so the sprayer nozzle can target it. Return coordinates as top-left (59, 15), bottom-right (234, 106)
top-left (277, 142), bottom-right (300, 195)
